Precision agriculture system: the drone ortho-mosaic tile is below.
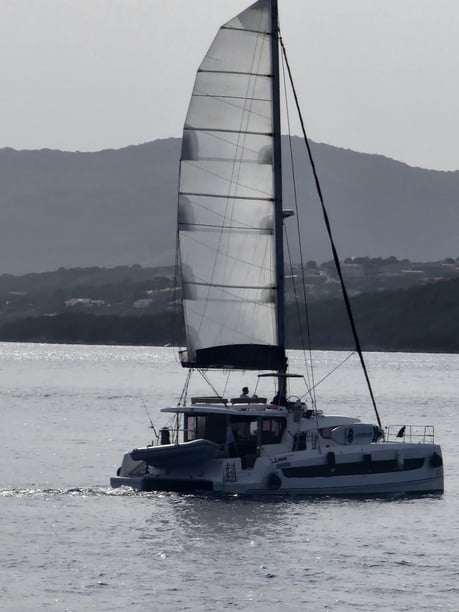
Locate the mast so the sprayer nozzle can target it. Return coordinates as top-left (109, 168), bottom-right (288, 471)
top-left (271, 0), bottom-right (287, 387)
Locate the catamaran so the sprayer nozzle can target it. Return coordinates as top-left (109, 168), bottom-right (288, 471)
top-left (111, 0), bottom-right (443, 495)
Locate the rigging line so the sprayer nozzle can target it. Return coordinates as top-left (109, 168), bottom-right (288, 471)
top-left (182, 129), bottom-right (265, 159)
top-left (182, 232), bottom-right (273, 273)
top-left (200, 31), bottom-right (265, 229)
top-left (184, 160), bottom-right (272, 198)
top-left (222, 370), bottom-right (231, 399)
top-left (224, 16), bottom-right (275, 322)
top-left (192, 89), bottom-right (270, 121)
top-left (224, 27), bottom-right (270, 305)
top-left (186, 303), bottom-right (274, 343)
top-left (283, 227), bottom-right (314, 396)
top-left (308, 352), bottom-right (356, 394)
top-left (279, 35), bottom-right (382, 429)
top-left (198, 369), bottom-right (225, 399)
top-left (189, 52), bottom-right (270, 342)
top-left (178, 369), bottom-right (193, 405)
top-left (280, 52), bottom-right (317, 406)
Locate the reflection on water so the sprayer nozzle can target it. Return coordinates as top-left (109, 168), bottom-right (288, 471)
top-left (0, 343), bottom-right (457, 611)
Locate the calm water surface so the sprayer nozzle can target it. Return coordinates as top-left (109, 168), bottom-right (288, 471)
top-left (1, 343), bottom-right (458, 611)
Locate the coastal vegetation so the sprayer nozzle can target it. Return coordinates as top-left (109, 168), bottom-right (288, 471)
top-left (0, 264), bottom-right (458, 353)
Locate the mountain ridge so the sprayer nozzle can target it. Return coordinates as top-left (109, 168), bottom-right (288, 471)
top-left (1, 138), bottom-right (458, 274)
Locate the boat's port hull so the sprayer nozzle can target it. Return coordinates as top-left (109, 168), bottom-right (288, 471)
top-left (110, 474), bottom-right (442, 496)
top-left (111, 445), bottom-right (443, 496)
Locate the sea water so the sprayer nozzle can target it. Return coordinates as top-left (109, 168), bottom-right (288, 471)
top-left (0, 343), bottom-right (458, 611)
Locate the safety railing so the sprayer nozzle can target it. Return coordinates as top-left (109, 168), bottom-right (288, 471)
top-left (384, 424), bottom-right (435, 444)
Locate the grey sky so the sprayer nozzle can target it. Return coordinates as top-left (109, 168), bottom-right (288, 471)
top-left (1, 0), bottom-right (458, 170)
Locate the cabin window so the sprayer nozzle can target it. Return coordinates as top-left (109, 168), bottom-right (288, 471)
top-left (185, 414), bottom-right (226, 444)
top-left (260, 417), bottom-right (286, 445)
top-left (229, 416), bottom-right (258, 441)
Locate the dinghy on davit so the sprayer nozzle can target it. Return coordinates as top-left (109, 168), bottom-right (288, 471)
top-left (111, 0), bottom-right (443, 496)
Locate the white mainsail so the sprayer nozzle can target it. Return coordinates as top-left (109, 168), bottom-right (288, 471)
top-left (178, 0), bottom-right (283, 369)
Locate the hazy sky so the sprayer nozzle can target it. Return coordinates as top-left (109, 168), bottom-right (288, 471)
top-left (1, 0), bottom-right (459, 170)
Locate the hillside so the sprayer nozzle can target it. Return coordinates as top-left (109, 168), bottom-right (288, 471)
top-left (287, 277), bottom-right (459, 353)
top-left (0, 139), bottom-right (458, 274)
top-left (0, 269), bottom-right (457, 353)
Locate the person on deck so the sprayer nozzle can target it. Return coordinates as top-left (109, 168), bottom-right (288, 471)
top-left (240, 386), bottom-right (250, 398)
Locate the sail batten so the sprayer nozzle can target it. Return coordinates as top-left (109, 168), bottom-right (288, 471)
top-left (193, 96), bottom-right (271, 104)
top-left (197, 70), bottom-right (272, 77)
top-left (184, 281), bottom-right (274, 290)
top-left (221, 26), bottom-right (270, 35)
top-left (180, 226), bottom-right (273, 235)
top-left (180, 193), bottom-right (273, 201)
top-left (183, 128), bottom-right (272, 137)
top-left (178, 0), bottom-right (283, 370)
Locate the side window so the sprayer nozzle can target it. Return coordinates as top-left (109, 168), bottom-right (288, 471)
top-left (261, 418), bottom-right (286, 445)
top-left (185, 414), bottom-right (226, 443)
top-left (230, 416), bottom-right (258, 440)
top-left (185, 415), bottom-right (206, 441)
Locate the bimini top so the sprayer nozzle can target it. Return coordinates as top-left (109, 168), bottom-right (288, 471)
top-left (161, 398), bottom-right (288, 418)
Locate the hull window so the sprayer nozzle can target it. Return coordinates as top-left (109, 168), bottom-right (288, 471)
top-left (283, 457), bottom-right (426, 478)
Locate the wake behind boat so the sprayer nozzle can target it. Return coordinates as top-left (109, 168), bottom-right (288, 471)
top-left (111, 0), bottom-right (443, 496)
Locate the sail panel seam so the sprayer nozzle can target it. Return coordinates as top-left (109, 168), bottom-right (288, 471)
top-left (198, 69), bottom-right (272, 78)
top-left (179, 223), bottom-right (272, 232)
top-left (221, 25), bottom-right (270, 36)
top-left (184, 127), bottom-right (272, 137)
top-left (179, 192), bottom-right (273, 202)
top-left (193, 94), bottom-right (270, 102)
top-left (184, 281), bottom-right (274, 290)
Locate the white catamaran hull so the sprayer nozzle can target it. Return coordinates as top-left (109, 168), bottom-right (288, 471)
top-left (111, 431), bottom-right (443, 496)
